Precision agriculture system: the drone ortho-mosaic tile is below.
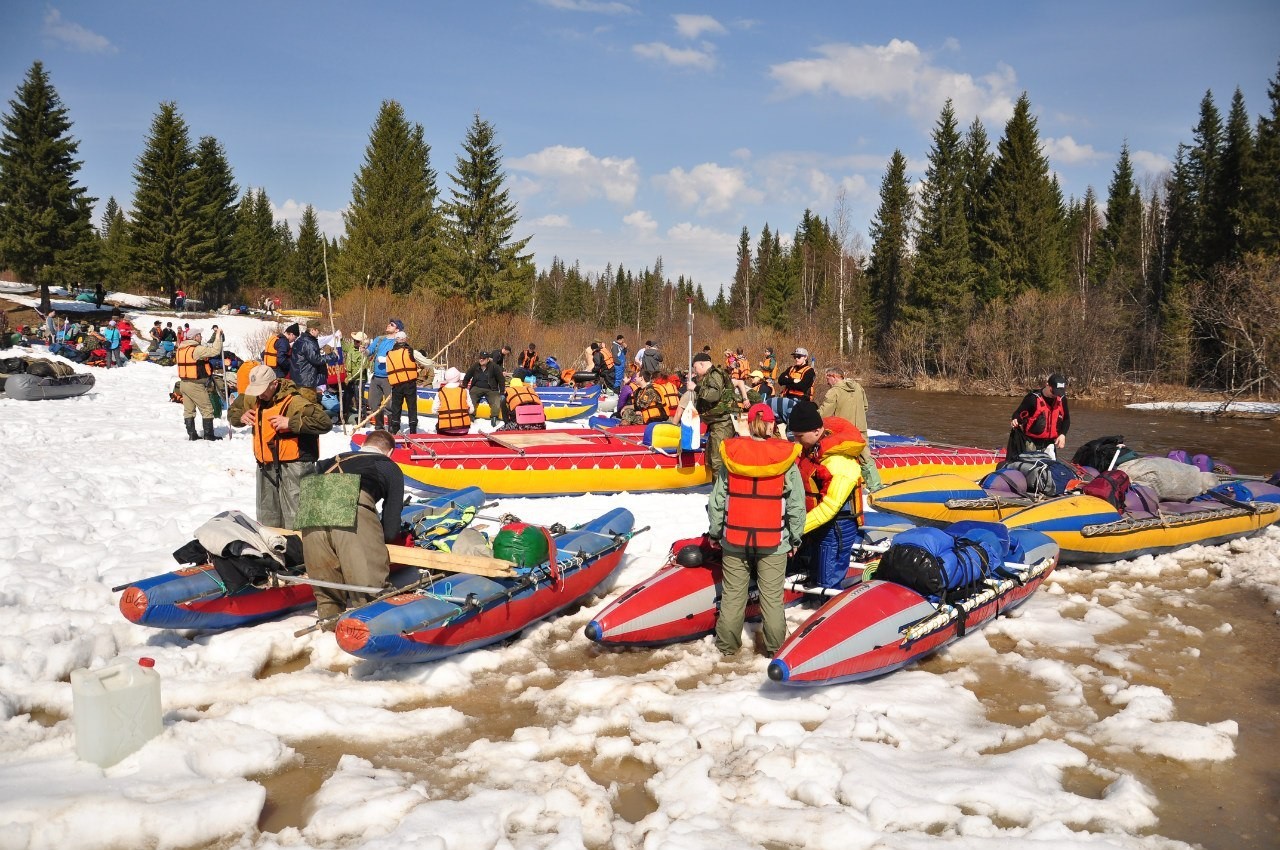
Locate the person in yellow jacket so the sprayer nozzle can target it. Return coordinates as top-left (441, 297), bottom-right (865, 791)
top-left (176, 327), bottom-right (224, 441)
top-left (788, 400), bottom-right (866, 590)
top-left (707, 403), bottom-right (806, 657)
top-left (228, 365), bottom-right (333, 528)
top-left (385, 331), bottom-right (420, 434)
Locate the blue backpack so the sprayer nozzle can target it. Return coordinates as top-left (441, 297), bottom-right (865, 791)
top-left (875, 522), bottom-right (1009, 601)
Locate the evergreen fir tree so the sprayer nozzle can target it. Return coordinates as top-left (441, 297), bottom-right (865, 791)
top-left (338, 100), bottom-right (440, 294)
top-left (1095, 143), bottom-right (1146, 304)
top-left (637, 264), bottom-right (660, 332)
top-left (188, 135), bottom-right (239, 305)
top-left (439, 113), bottom-right (533, 312)
top-left (727, 226), bottom-right (751, 330)
top-left (0, 61), bottom-right (98, 312)
top-left (1158, 149), bottom-right (1196, 381)
top-left (234, 188), bottom-right (286, 293)
top-left (761, 228), bottom-right (792, 331)
top-left (292, 204), bottom-right (326, 302)
top-left (130, 101), bottom-right (200, 305)
top-left (99, 196), bottom-right (131, 290)
top-left (1066, 188), bottom-right (1101, 300)
top-left (866, 150), bottom-right (914, 338)
top-left (1240, 60), bottom-right (1280, 255)
top-left (1215, 88), bottom-right (1253, 264)
top-left (978, 93), bottom-right (1068, 300)
top-left (1183, 91), bottom-right (1224, 276)
top-left (961, 116), bottom-right (993, 282)
top-left (912, 99), bottom-right (975, 331)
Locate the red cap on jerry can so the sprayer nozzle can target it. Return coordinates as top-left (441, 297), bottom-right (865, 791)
top-left (138, 657), bottom-right (155, 668)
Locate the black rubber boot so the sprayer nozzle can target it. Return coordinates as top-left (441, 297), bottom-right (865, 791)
top-left (202, 419), bottom-right (219, 440)
top-left (185, 418), bottom-right (199, 441)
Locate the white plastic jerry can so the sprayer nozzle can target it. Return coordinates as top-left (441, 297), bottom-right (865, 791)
top-left (71, 657), bottom-right (163, 768)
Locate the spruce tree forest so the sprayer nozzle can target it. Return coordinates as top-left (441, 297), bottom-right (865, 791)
top-left (2, 59), bottom-right (1278, 398)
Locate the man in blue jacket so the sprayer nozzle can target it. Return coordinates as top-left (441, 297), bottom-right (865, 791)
top-left (288, 324), bottom-right (325, 401)
top-left (363, 319), bottom-right (402, 431)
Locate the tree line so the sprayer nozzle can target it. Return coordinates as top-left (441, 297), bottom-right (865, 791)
top-left (2, 58), bottom-right (1278, 395)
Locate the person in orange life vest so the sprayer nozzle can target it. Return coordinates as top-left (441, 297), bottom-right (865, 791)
top-left (1010, 373), bottom-right (1070, 459)
top-left (434, 367), bottom-right (475, 435)
top-left (176, 327), bottom-right (224, 441)
top-left (590, 342), bottom-right (614, 391)
top-left (620, 371), bottom-right (667, 425)
top-left (263, 324), bottom-right (292, 379)
top-left (301, 429), bottom-right (405, 628)
top-left (385, 331), bottom-right (420, 435)
top-left (515, 342), bottom-right (539, 380)
top-left (760, 347), bottom-right (778, 381)
top-left (778, 347), bottom-right (815, 402)
top-left (788, 400), bottom-right (867, 590)
top-left (501, 377), bottom-right (546, 429)
top-left (651, 371), bottom-right (682, 418)
top-left (228, 365), bottom-right (333, 529)
top-left (706, 403), bottom-right (806, 658)
top-left (363, 319), bottom-right (403, 431)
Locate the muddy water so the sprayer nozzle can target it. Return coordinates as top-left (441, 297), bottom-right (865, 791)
top-left (866, 387), bottom-right (1279, 475)
top-left (250, 392), bottom-right (1277, 847)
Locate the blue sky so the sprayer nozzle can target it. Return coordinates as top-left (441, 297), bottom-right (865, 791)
top-left (2, 1), bottom-right (1277, 292)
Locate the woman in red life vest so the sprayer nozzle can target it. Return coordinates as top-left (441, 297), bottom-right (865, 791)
top-left (1009, 373), bottom-right (1070, 459)
top-left (706, 403), bottom-right (806, 658)
top-left (789, 400), bottom-right (866, 590)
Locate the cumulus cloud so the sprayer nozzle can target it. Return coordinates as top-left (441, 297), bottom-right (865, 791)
top-left (43, 8), bottom-right (116, 54)
top-left (539, 0), bottom-right (634, 14)
top-left (623, 210), bottom-right (658, 234)
top-left (656, 162), bottom-right (762, 214)
top-left (1043, 135), bottom-right (1106, 165)
top-left (508, 145), bottom-right (639, 205)
top-left (674, 14), bottom-right (725, 39)
top-left (532, 214), bottom-right (572, 228)
top-left (272, 199), bottom-right (345, 240)
top-left (769, 39), bottom-right (1016, 124)
top-left (633, 42), bottom-right (716, 71)
top-left (1131, 149), bottom-right (1173, 177)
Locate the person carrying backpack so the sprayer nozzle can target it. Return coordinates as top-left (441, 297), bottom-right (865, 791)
top-left (1010, 373), bottom-right (1070, 459)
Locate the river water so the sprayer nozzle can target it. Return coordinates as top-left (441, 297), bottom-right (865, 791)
top-left (866, 388), bottom-right (1279, 475)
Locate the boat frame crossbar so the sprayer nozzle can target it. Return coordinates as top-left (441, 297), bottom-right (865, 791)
top-left (898, 554), bottom-right (1056, 645)
top-left (946, 496), bottom-right (1035, 510)
top-left (1082, 502), bottom-right (1277, 537)
top-left (397, 526), bottom-right (650, 636)
top-left (780, 542), bottom-right (891, 597)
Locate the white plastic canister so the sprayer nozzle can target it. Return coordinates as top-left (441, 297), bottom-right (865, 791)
top-left (71, 657), bottom-right (163, 767)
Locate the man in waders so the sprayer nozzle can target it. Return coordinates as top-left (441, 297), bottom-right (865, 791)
top-left (229, 365), bottom-right (333, 529)
top-left (302, 429), bottom-right (405, 629)
top-left (706, 403), bottom-right (806, 657)
top-left (691, 351), bottom-right (737, 480)
top-left (176, 327), bottom-right (224, 441)
top-left (1009, 373), bottom-right (1070, 459)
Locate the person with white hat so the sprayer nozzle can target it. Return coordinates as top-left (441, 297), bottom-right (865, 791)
top-left (433, 367), bottom-right (474, 435)
top-left (228, 364), bottom-right (333, 528)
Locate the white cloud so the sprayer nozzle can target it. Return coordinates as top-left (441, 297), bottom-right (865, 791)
top-left (1043, 135), bottom-right (1106, 165)
top-left (539, 0), bottom-right (634, 14)
top-left (273, 199), bottom-right (345, 240)
top-left (1131, 149), bottom-right (1173, 177)
top-left (633, 42), bottom-right (716, 71)
top-left (731, 147), bottom-right (752, 161)
top-left (674, 14), bottom-right (725, 39)
top-left (508, 145), bottom-right (639, 205)
top-left (655, 162), bottom-right (762, 214)
top-left (532, 214), bottom-right (572, 228)
top-left (43, 8), bottom-right (116, 54)
top-left (623, 210), bottom-right (657, 234)
top-left (769, 39), bottom-right (1016, 125)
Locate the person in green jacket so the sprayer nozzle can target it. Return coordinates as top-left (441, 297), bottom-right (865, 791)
top-left (817, 365), bottom-right (882, 491)
top-left (691, 351), bottom-right (737, 480)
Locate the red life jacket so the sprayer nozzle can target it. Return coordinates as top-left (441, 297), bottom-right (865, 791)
top-left (719, 437), bottom-right (801, 550)
top-left (796, 416), bottom-right (866, 525)
top-left (1020, 392), bottom-right (1065, 441)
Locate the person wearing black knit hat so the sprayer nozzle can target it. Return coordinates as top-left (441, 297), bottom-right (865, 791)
top-left (788, 399), bottom-right (868, 589)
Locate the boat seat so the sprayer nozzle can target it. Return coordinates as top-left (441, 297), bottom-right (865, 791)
top-left (1123, 484), bottom-right (1161, 516)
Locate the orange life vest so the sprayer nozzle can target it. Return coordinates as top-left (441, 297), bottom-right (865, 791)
top-left (1020, 392), bottom-right (1066, 441)
top-left (782, 363), bottom-right (814, 399)
top-left (176, 345), bottom-right (208, 381)
top-left (634, 385), bottom-right (667, 424)
top-left (599, 346), bottom-right (614, 370)
top-left (252, 395), bottom-right (301, 465)
top-left (504, 383), bottom-right (541, 409)
top-left (797, 417), bottom-right (866, 525)
top-left (435, 386), bottom-right (472, 431)
top-left (519, 349), bottom-right (538, 370)
top-left (719, 437), bottom-right (801, 551)
top-left (655, 381), bottom-right (681, 416)
top-left (387, 347), bottom-right (418, 386)
top-left (262, 334), bottom-right (282, 368)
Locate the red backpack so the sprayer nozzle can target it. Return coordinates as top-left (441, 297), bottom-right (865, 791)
top-left (1082, 469), bottom-right (1131, 510)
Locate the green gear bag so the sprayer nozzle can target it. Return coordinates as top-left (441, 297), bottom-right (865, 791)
top-left (491, 523), bottom-right (549, 567)
top-left (293, 456), bottom-right (361, 530)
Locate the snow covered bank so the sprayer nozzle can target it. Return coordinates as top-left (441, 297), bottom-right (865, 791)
top-left (1126, 400), bottom-right (1280, 416)
top-left (0, 314), bottom-right (1277, 849)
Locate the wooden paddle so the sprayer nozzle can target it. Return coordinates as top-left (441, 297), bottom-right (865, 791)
top-left (265, 525), bottom-right (517, 578)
